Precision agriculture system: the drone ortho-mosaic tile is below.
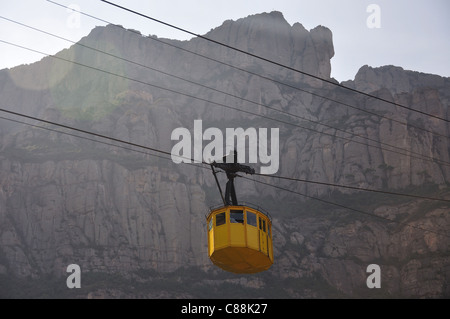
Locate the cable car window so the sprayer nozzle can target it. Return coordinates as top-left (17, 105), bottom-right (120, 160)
top-left (268, 224), bottom-right (271, 237)
top-left (259, 217), bottom-right (262, 230)
top-left (230, 210), bottom-right (244, 223)
top-left (216, 212), bottom-right (226, 226)
top-left (246, 211), bottom-right (257, 227)
top-left (262, 219), bottom-right (266, 232)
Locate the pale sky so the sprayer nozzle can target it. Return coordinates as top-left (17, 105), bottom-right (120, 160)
top-left (0, 0), bottom-right (449, 82)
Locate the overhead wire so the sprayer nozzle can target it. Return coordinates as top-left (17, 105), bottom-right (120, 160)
top-left (0, 113), bottom-right (448, 239)
top-left (1, 35), bottom-right (450, 203)
top-left (1, 16), bottom-right (448, 168)
top-left (1, 34), bottom-right (450, 201)
top-left (100, 0), bottom-right (450, 124)
top-left (0, 3), bottom-right (448, 238)
top-left (242, 176), bottom-right (450, 239)
top-left (252, 172), bottom-right (450, 203)
top-left (0, 107), bottom-right (172, 159)
top-left (1, 37), bottom-right (449, 168)
top-left (46, 0), bottom-right (449, 141)
top-left (0, 115), bottom-right (197, 165)
top-left (1, 107), bottom-right (449, 204)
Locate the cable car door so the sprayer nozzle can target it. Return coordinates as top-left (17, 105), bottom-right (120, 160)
top-left (259, 217), bottom-right (268, 255)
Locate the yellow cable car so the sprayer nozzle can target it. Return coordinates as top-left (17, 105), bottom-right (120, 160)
top-left (206, 204), bottom-right (273, 274)
top-left (207, 151), bottom-right (274, 274)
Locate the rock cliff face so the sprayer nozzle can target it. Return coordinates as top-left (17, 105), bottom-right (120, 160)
top-left (0, 11), bottom-right (449, 298)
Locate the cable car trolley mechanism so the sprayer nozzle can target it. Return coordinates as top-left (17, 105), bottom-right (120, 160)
top-left (206, 151), bottom-right (274, 274)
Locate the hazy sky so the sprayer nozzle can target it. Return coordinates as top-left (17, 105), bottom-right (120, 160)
top-left (1, 0), bottom-right (449, 82)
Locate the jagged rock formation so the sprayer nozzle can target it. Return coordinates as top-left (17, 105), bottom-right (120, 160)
top-left (0, 11), bottom-right (449, 298)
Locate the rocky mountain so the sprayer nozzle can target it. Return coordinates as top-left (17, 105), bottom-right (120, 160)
top-left (0, 11), bottom-right (448, 298)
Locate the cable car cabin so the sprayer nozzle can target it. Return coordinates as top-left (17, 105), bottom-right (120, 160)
top-left (206, 205), bottom-right (273, 274)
